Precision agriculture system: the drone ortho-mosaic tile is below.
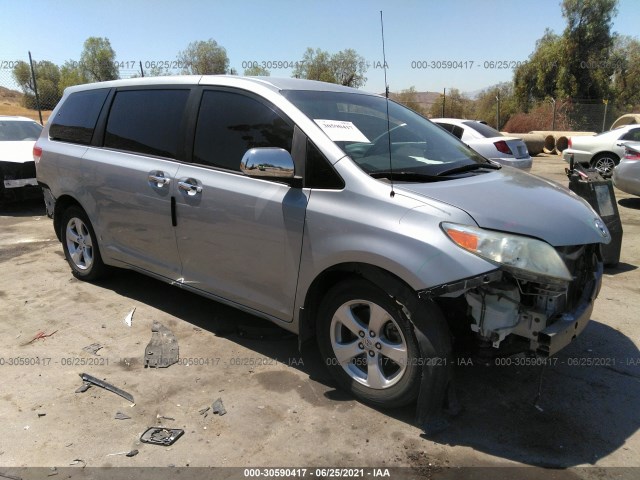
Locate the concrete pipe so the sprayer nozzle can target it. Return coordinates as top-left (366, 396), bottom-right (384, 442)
top-left (502, 133), bottom-right (545, 156)
top-left (556, 136), bottom-right (569, 153)
top-left (543, 135), bottom-right (556, 154)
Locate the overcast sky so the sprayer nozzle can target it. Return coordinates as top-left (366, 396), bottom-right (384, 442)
top-left (1, 0), bottom-right (639, 93)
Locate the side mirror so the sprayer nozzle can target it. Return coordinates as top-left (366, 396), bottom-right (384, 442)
top-left (240, 148), bottom-right (302, 187)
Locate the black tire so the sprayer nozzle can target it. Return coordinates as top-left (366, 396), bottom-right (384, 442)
top-left (60, 205), bottom-right (107, 281)
top-left (590, 153), bottom-right (619, 177)
top-left (317, 278), bottom-right (446, 408)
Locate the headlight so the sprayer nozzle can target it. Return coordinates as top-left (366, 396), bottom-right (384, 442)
top-left (441, 222), bottom-right (572, 283)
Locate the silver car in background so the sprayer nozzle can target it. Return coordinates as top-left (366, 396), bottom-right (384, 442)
top-left (35, 76), bottom-right (609, 424)
top-left (431, 118), bottom-right (533, 170)
top-left (613, 142), bottom-right (640, 196)
top-left (563, 124), bottom-right (640, 177)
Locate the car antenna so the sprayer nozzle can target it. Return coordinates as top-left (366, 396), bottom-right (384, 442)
top-left (380, 10), bottom-right (395, 197)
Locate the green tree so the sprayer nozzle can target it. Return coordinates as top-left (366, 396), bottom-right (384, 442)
top-left (428, 88), bottom-right (473, 119)
top-left (393, 87), bottom-right (427, 116)
top-left (292, 48), bottom-right (334, 82)
top-left (59, 60), bottom-right (88, 94)
top-left (561, 0), bottom-right (618, 100)
top-left (80, 37), bottom-right (119, 82)
top-left (330, 48), bottom-right (368, 88)
top-left (292, 47), bottom-right (368, 87)
top-left (178, 39), bottom-right (230, 75)
top-left (610, 36), bottom-right (640, 110)
top-left (474, 82), bottom-right (517, 129)
top-left (514, 0), bottom-right (618, 109)
top-left (244, 65), bottom-right (270, 76)
top-left (513, 29), bottom-right (564, 110)
top-left (12, 60), bottom-right (61, 110)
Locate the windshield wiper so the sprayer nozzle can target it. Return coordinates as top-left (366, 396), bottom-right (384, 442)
top-left (370, 171), bottom-right (444, 182)
top-left (435, 162), bottom-right (501, 177)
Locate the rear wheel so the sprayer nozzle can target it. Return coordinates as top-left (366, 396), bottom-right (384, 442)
top-left (317, 278), bottom-right (446, 408)
top-left (591, 153), bottom-right (619, 177)
top-left (60, 206), bottom-right (107, 281)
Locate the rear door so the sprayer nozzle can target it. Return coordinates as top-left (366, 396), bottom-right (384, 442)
top-left (83, 88), bottom-right (190, 279)
top-left (174, 89), bottom-right (308, 321)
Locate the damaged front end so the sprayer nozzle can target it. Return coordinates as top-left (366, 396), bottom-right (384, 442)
top-left (422, 242), bottom-right (603, 359)
top-left (426, 222), bottom-right (605, 358)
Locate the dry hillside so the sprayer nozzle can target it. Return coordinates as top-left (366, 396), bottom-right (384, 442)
top-left (0, 86), bottom-right (51, 123)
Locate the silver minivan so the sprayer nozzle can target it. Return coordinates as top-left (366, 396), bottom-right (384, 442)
top-left (35, 76), bottom-right (610, 425)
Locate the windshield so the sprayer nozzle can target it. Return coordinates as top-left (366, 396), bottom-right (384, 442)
top-left (282, 90), bottom-right (490, 178)
top-left (0, 120), bottom-right (43, 141)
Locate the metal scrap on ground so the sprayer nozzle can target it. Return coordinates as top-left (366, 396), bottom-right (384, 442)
top-left (212, 398), bottom-right (227, 416)
top-left (82, 343), bottom-right (103, 355)
top-left (75, 373), bottom-right (135, 403)
top-left (144, 321), bottom-right (179, 368)
top-left (140, 427), bottom-right (184, 446)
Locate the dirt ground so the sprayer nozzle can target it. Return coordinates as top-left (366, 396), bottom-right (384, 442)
top-left (0, 156), bottom-right (638, 479)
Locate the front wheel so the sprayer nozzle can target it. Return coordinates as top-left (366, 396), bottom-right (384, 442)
top-left (317, 278), bottom-right (445, 408)
top-left (60, 206), bottom-right (107, 281)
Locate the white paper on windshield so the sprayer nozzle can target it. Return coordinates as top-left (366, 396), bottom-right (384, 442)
top-left (314, 119), bottom-right (370, 143)
top-left (409, 156), bottom-right (441, 165)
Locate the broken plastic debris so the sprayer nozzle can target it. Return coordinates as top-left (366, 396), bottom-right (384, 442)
top-left (69, 459), bottom-right (86, 467)
top-left (157, 414), bottom-right (175, 421)
top-left (144, 321), bottom-right (179, 368)
top-left (76, 373), bottom-right (134, 403)
top-left (140, 427), bottom-right (184, 446)
top-left (123, 308), bottom-right (135, 327)
top-left (114, 412), bottom-right (131, 420)
top-left (106, 449), bottom-right (138, 458)
top-left (22, 330), bottom-right (58, 346)
top-left (82, 343), bottom-right (103, 355)
top-left (212, 398), bottom-right (226, 416)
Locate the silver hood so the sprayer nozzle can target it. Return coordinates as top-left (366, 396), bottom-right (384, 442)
top-left (395, 168), bottom-right (609, 247)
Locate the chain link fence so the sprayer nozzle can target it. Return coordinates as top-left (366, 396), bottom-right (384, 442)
top-left (0, 54), bottom-right (179, 125)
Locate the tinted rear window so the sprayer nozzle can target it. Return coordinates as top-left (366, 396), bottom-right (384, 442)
top-left (463, 121), bottom-right (503, 138)
top-left (50, 89), bottom-right (109, 145)
top-left (105, 89), bottom-right (190, 159)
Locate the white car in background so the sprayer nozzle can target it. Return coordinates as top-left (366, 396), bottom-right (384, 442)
top-left (562, 124), bottom-right (640, 177)
top-left (432, 118), bottom-right (532, 170)
top-left (0, 115), bottom-right (43, 203)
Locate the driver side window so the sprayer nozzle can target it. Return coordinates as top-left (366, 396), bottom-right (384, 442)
top-left (193, 90), bottom-right (294, 171)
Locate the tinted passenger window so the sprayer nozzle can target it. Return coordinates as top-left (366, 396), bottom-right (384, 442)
top-left (105, 90), bottom-right (189, 158)
top-left (193, 91), bottom-right (293, 171)
top-left (620, 128), bottom-right (640, 141)
top-left (50, 89), bottom-right (109, 145)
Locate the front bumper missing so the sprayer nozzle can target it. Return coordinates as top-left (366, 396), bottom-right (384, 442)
top-left (536, 261), bottom-right (603, 356)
